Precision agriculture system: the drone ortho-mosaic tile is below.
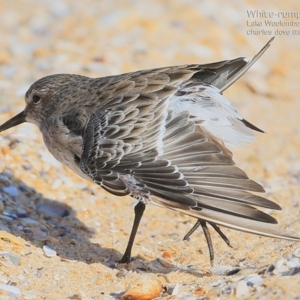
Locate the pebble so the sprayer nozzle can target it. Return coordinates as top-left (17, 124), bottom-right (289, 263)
top-left (122, 276), bottom-right (162, 300)
top-left (36, 201), bottom-right (70, 218)
top-left (2, 186), bottom-right (19, 196)
top-left (20, 217), bottom-right (41, 225)
top-left (43, 244), bottom-right (57, 257)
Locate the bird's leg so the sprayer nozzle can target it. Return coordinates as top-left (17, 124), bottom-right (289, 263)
top-left (199, 221), bottom-right (215, 265)
top-left (210, 223), bottom-right (232, 248)
top-left (183, 219), bottom-right (215, 264)
top-left (183, 219), bottom-right (232, 265)
top-left (119, 201), bottom-right (146, 263)
top-left (183, 219), bottom-right (202, 241)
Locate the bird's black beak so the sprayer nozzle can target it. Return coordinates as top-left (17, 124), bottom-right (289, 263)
top-left (0, 111), bottom-right (26, 132)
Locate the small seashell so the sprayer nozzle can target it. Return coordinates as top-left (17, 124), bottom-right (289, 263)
top-left (211, 265), bottom-right (233, 275)
top-left (209, 280), bottom-right (223, 287)
top-left (194, 287), bottom-right (206, 296)
top-left (0, 284), bottom-right (20, 295)
top-left (273, 258), bottom-right (289, 275)
top-left (235, 280), bottom-right (249, 298)
top-left (162, 250), bottom-right (173, 259)
top-left (51, 179), bottom-right (62, 189)
top-left (275, 258), bottom-right (287, 270)
top-left (171, 283), bottom-right (180, 295)
top-left (245, 274), bottom-right (263, 286)
top-left (43, 244), bottom-right (57, 257)
top-left (157, 258), bottom-right (175, 269)
top-left (286, 260), bottom-right (300, 269)
top-left (122, 276), bottom-right (162, 300)
top-left (0, 275), bottom-right (8, 284)
top-left (0, 252), bottom-right (20, 266)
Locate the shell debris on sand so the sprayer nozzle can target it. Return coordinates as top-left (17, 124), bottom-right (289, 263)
top-left (43, 244), bottom-right (57, 257)
top-left (122, 275), bottom-right (163, 300)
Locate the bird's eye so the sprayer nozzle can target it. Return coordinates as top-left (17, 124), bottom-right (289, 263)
top-left (32, 95), bottom-right (41, 104)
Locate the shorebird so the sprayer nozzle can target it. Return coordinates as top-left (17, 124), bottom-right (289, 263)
top-left (0, 36), bottom-right (299, 264)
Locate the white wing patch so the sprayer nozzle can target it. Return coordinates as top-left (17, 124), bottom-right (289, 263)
top-left (170, 84), bottom-right (255, 145)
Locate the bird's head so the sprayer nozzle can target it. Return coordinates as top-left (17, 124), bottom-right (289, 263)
top-left (0, 74), bottom-right (90, 132)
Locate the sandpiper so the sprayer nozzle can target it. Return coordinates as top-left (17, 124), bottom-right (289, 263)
top-left (0, 37), bottom-right (298, 263)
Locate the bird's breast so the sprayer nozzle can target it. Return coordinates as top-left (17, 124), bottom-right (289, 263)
top-left (41, 124), bottom-right (91, 181)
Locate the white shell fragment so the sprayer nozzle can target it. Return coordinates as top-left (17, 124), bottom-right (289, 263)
top-left (211, 265), bottom-right (233, 275)
top-left (0, 284), bottom-right (21, 295)
top-left (235, 280), bottom-right (249, 298)
top-left (43, 245), bottom-right (57, 257)
top-left (0, 251), bottom-right (20, 266)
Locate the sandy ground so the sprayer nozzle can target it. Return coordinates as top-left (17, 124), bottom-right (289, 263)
top-left (0, 0), bottom-right (300, 299)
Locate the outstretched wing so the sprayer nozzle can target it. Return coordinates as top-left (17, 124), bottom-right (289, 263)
top-left (78, 37), bottom-right (300, 241)
top-left (79, 71), bottom-right (182, 196)
top-left (134, 110), bottom-right (298, 240)
top-left (80, 99), bottom-right (299, 241)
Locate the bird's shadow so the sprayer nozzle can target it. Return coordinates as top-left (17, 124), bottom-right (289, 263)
top-left (0, 170), bottom-right (121, 267)
top-left (0, 170), bottom-right (211, 277)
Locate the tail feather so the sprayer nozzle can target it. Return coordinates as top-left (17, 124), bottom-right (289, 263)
top-left (191, 36), bottom-right (275, 93)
